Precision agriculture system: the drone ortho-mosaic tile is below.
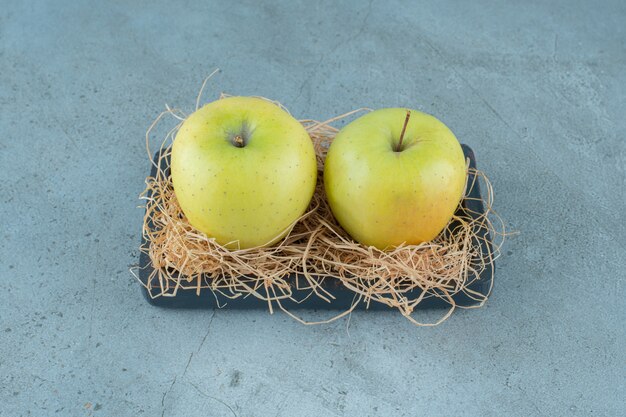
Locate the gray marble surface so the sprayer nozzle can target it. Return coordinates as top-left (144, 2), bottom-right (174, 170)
top-left (1, 1), bottom-right (624, 416)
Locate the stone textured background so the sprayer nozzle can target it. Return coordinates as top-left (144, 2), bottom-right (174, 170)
top-left (1, 1), bottom-right (624, 416)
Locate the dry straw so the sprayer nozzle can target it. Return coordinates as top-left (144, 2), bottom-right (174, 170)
top-left (135, 76), bottom-right (506, 326)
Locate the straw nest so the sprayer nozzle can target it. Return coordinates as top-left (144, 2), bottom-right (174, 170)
top-left (135, 80), bottom-right (506, 326)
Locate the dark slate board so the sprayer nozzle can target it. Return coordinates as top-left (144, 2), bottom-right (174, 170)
top-left (138, 144), bottom-right (494, 310)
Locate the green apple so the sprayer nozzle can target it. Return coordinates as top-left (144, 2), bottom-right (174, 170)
top-left (171, 96), bottom-right (317, 249)
top-left (323, 108), bottom-right (466, 250)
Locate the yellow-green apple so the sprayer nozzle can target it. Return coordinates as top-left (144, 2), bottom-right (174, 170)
top-left (171, 96), bottom-right (317, 249)
top-left (323, 108), bottom-right (466, 249)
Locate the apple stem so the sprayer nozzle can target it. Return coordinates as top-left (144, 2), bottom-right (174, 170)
top-left (233, 135), bottom-right (245, 148)
top-left (396, 110), bottom-right (411, 152)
